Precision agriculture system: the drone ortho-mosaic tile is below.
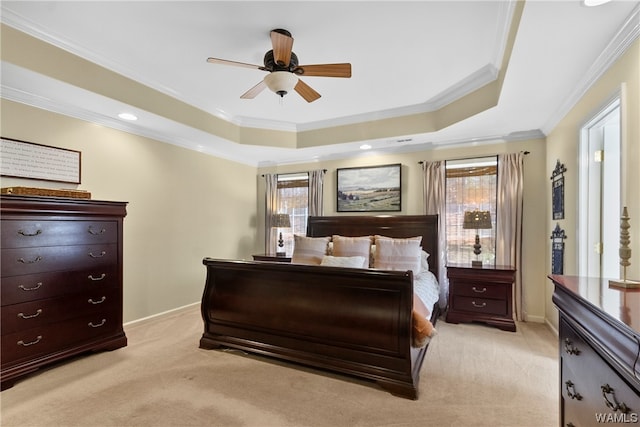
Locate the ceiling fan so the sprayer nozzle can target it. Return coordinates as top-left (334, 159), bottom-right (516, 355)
top-left (207, 29), bottom-right (352, 103)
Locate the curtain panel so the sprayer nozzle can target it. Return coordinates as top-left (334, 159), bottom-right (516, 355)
top-left (421, 160), bottom-right (449, 308)
top-left (264, 173), bottom-right (279, 254)
top-left (309, 169), bottom-right (326, 217)
top-left (496, 152), bottom-right (525, 321)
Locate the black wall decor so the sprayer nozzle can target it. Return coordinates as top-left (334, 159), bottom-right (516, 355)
top-left (551, 223), bottom-right (567, 275)
top-left (550, 160), bottom-right (566, 220)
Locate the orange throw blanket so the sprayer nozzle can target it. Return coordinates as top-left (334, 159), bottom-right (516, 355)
top-left (412, 294), bottom-right (437, 347)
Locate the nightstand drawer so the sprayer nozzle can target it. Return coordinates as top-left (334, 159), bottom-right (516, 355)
top-left (451, 281), bottom-right (508, 299)
top-left (446, 264), bottom-right (516, 332)
top-left (451, 295), bottom-right (508, 316)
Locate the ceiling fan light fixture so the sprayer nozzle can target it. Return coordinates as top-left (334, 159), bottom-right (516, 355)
top-left (264, 71), bottom-right (298, 97)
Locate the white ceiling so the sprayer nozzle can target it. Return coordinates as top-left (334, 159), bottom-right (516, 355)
top-left (1, 1), bottom-right (639, 166)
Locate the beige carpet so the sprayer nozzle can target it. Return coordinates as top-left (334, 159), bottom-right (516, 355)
top-left (0, 305), bottom-right (558, 427)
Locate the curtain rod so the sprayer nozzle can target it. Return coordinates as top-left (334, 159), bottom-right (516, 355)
top-left (261, 169), bottom-right (327, 178)
top-left (417, 151), bottom-right (530, 164)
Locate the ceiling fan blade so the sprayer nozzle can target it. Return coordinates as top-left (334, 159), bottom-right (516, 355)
top-left (270, 30), bottom-right (293, 67)
top-left (240, 80), bottom-right (267, 99)
top-left (207, 57), bottom-right (264, 71)
top-left (294, 80), bottom-right (321, 103)
top-left (295, 63), bottom-right (352, 78)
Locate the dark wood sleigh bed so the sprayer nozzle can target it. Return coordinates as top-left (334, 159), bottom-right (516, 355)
top-left (199, 215), bottom-right (440, 399)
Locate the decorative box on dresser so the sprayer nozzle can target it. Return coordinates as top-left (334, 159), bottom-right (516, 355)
top-left (445, 264), bottom-right (516, 332)
top-left (550, 275), bottom-right (639, 427)
top-left (1, 195), bottom-right (128, 390)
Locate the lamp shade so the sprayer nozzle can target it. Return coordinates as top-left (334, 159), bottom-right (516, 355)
top-left (462, 210), bottom-right (492, 230)
top-left (264, 71), bottom-right (298, 97)
top-left (271, 213), bottom-right (291, 228)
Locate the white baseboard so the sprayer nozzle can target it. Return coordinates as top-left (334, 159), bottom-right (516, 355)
top-left (524, 314), bottom-right (545, 323)
top-left (544, 318), bottom-right (559, 336)
top-left (124, 301), bottom-right (199, 328)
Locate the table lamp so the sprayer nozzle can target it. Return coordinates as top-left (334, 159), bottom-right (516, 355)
top-left (272, 213), bottom-right (291, 256)
top-left (463, 210), bottom-right (492, 267)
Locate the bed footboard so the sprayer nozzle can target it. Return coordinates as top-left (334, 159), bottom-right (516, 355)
top-left (199, 258), bottom-right (428, 399)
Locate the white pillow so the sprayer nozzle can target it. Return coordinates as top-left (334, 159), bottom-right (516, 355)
top-left (320, 255), bottom-right (367, 268)
top-left (291, 235), bottom-right (331, 265)
top-left (373, 235), bottom-right (422, 273)
top-left (331, 235), bottom-right (372, 268)
top-left (420, 250), bottom-right (430, 272)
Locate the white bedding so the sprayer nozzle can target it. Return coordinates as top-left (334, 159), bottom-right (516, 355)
top-left (414, 269), bottom-right (440, 315)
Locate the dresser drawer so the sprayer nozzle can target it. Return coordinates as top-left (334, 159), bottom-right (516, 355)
top-left (1, 244), bottom-right (118, 277)
top-left (1, 220), bottom-right (118, 248)
top-left (2, 287), bottom-right (120, 335)
top-left (1, 266), bottom-right (119, 306)
top-left (1, 310), bottom-right (122, 366)
top-left (450, 281), bottom-right (508, 299)
top-left (560, 318), bottom-right (639, 423)
top-left (451, 295), bottom-right (507, 316)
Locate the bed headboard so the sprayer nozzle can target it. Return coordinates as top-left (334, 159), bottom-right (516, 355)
top-left (307, 215), bottom-right (439, 279)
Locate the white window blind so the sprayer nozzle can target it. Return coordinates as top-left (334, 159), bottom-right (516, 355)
top-left (445, 157), bottom-right (497, 266)
top-left (277, 173), bottom-right (309, 255)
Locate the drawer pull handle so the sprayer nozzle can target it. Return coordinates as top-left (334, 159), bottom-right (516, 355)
top-left (88, 296), bottom-right (106, 305)
top-left (88, 273), bottom-right (107, 281)
top-left (565, 380), bottom-right (582, 400)
top-left (88, 251), bottom-right (106, 258)
top-left (19, 282), bottom-right (43, 291)
top-left (18, 309), bottom-right (43, 319)
top-left (18, 229), bottom-right (42, 237)
top-left (472, 286), bottom-right (487, 293)
top-left (471, 301), bottom-right (487, 308)
top-left (601, 384), bottom-right (630, 413)
top-left (88, 319), bottom-right (107, 328)
top-left (18, 256), bottom-right (42, 264)
top-left (17, 336), bottom-right (43, 347)
top-left (563, 338), bottom-right (581, 355)
top-left (88, 226), bottom-right (106, 235)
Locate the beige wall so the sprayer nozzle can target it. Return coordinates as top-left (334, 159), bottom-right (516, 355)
top-left (1, 100), bottom-right (259, 322)
top-left (544, 39), bottom-right (640, 330)
top-left (257, 138), bottom-right (549, 323)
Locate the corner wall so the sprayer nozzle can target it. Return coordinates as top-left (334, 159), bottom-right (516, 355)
top-left (544, 38), bottom-right (640, 330)
top-left (1, 100), bottom-right (259, 322)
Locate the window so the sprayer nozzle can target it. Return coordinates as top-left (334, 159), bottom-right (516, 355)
top-left (445, 157), bottom-right (497, 266)
top-left (277, 173), bottom-right (309, 255)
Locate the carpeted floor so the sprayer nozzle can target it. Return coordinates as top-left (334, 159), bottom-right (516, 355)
top-left (0, 304), bottom-right (558, 427)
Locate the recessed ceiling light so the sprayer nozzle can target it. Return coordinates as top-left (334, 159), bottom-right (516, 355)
top-left (583, 0), bottom-right (611, 6)
top-left (360, 144), bottom-right (372, 150)
top-left (118, 112), bottom-right (138, 121)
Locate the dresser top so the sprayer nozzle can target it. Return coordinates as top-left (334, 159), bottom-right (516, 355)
top-left (549, 274), bottom-right (640, 334)
top-left (1, 195), bottom-right (127, 217)
top-left (447, 263), bottom-right (515, 272)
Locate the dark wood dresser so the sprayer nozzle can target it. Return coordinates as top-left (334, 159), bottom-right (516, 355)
top-left (1, 195), bottom-right (127, 390)
top-left (550, 275), bottom-right (640, 426)
top-left (445, 264), bottom-right (516, 332)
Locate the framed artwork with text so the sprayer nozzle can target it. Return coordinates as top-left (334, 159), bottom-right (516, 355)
top-left (0, 137), bottom-right (81, 184)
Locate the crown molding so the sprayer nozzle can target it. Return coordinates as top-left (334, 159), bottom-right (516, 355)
top-left (0, 81), bottom-right (259, 166)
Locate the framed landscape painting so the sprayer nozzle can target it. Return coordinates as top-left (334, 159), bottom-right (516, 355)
top-left (337, 163), bottom-right (401, 212)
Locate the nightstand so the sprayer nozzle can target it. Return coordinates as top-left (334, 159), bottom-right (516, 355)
top-left (252, 254), bottom-right (291, 263)
top-left (445, 264), bottom-right (516, 332)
